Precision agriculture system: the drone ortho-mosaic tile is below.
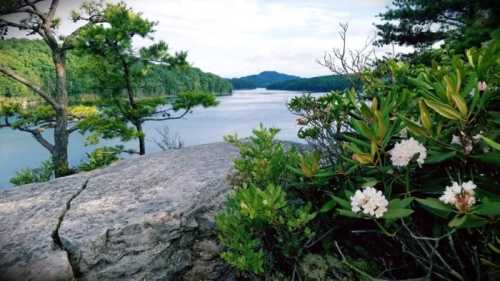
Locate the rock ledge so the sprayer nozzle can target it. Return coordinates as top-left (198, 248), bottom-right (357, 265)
top-left (0, 142), bottom-right (239, 281)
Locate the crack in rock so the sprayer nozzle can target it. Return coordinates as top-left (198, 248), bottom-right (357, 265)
top-left (51, 178), bottom-right (90, 279)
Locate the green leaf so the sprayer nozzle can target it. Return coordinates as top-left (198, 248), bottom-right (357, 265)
top-left (383, 208), bottom-right (414, 219)
top-left (425, 151), bottom-right (456, 164)
top-left (475, 202), bottom-right (500, 216)
top-left (448, 215), bottom-right (467, 228)
top-left (362, 179), bottom-right (378, 188)
top-left (320, 199), bottom-right (336, 213)
top-left (352, 119), bottom-right (375, 140)
top-left (471, 152), bottom-right (500, 167)
top-left (287, 165), bottom-right (304, 176)
top-left (480, 135), bottom-right (500, 151)
top-left (400, 116), bottom-right (428, 137)
top-left (449, 214), bottom-right (488, 229)
top-left (343, 134), bottom-right (371, 149)
top-left (416, 198), bottom-right (454, 218)
top-left (331, 195), bottom-right (350, 209)
top-left (337, 209), bottom-right (362, 218)
top-left (389, 197), bottom-right (414, 209)
top-left (424, 99), bottom-right (462, 120)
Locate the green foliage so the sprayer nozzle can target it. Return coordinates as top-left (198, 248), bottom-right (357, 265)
top-left (78, 146), bottom-right (122, 172)
top-left (0, 39), bottom-right (231, 99)
top-left (375, 0), bottom-right (500, 53)
top-left (218, 39), bottom-right (500, 280)
top-left (229, 71), bottom-right (355, 93)
top-left (229, 71), bottom-right (299, 90)
top-left (218, 126), bottom-right (318, 277)
top-left (267, 75), bottom-right (355, 93)
top-left (9, 160), bottom-right (53, 186)
top-left (224, 125), bottom-right (298, 187)
top-left (71, 2), bottom-right (221, 154)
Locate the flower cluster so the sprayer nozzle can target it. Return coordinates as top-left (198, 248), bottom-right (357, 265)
top-left (351, 187), bottom-right (388, 218)
top-left (439, 181), bottom-right (477, 212)
top-left (389, 138), bottom-right (427, 167)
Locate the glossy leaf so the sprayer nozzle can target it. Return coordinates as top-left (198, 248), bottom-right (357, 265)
top-left (480, 135), bottom-right (500, 151)
top-left (424, 99), bottom-right (462, 120)
top-left (383, 208), bottom-right (413, 220)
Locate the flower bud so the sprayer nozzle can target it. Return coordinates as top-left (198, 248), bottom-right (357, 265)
top-left (478, 81), bottom-right (487, 92)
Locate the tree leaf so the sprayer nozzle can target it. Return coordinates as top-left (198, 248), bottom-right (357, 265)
top-left (337, 209), bottom-right (362, 218)
top-left (474, 202), bottom-right (500, 216)
top-left (425, 151), bottom-right (456, 164)
top-left (416, 198), bottom-right (454, 218)
top-left (400, 115), bottom-right (428, 137)
top-left (424, 99), bottom-right (462, 120)
top-left (389, 197), bottom-right (414, 209)
top-left (480, 135), bottom-right (500, 151)
top-left (331, 195), bottom-right (351, 209)
top-left (471, 152), bottom-right (500, 167)
top-left (449, 214), bottom-right (488, 229)
top-left (320, 199), bottom-right (336, 213)
top-left (451, 94), bottom-right (468, 117)
top-left (383, 208), bottom-right (414, 219)
top-left (419, 100), bottom-right (432, 130)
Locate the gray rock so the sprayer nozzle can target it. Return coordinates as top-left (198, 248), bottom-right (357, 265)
top-left (0, 142), bottom-right (239, 281)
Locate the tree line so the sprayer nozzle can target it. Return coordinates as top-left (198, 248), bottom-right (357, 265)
top-left (0, 39), bottom-right (232, 98)
top-left (266, 75), bottom-right (355, 93)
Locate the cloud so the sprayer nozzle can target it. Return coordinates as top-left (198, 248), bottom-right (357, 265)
top-left (10, 0), bottom-right (397, 77)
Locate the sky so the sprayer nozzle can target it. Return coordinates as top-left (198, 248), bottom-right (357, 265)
top-left (10, 0), bottom-right (399, 78)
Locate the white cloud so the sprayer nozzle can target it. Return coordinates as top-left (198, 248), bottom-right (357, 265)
top-left (11, 0), bottom-right (398, 77)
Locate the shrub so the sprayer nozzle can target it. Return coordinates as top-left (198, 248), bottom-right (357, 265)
top-left (217, 38), bottom-right (500, 280)
top-left (78, 146), bottom-right (122, 171)
top-left (10, 160), bottom-right (53, 186)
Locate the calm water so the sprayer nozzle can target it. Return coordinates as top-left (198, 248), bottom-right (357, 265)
top-left (0, 89), bottom-right (317, 189)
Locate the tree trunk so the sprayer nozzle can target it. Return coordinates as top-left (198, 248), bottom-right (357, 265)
top-left (122, 59), bottom-right (146, 155)
top-left (135, 122), bottom-right (146, 155)
top-left (52, 50), bottom-right (70, 177)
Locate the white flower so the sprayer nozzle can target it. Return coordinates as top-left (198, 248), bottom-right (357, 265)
top-left (350, 187), bottom-right (388, 218)
top-left (389, 138), bottom-right (427, 167)
top-left (439, 180), bottom-right (477, 212)
top-left (462, 181), bottom-right (477, 193)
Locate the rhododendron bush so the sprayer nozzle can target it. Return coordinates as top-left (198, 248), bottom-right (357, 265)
top-left (217, 38), bottom-right (500, 280)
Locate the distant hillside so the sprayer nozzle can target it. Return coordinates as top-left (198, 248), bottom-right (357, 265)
top-left (0, 39), bottom-right (232, 97)
top-left (266, 75), bottom-right (354, 92)
top-left (229, 71), bottom-right (300, 90)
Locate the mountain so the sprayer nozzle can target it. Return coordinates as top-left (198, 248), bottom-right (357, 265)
top-left (229, 71), bottom-right (301, 90)
top-left (266, 75), bottom-right (356, 92)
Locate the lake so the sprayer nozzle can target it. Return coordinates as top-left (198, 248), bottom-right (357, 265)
top-left (0, 89), bottom-right (317, 189)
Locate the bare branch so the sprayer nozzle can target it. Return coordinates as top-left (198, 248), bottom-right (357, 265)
top-left (318, 22), bottom-right (376, 83)
top-left (0, 64), bottom-right (59, 109)
top-left (46, 0), bottom-right (59, 21)
top-left (17, 126), bottom-right (55, 153)
top-left (0, 0), bottom-right (45, 16)
top-left (0, 18), bottom-right (31, 31)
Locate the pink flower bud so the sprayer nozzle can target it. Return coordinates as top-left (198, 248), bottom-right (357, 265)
top-left (478, 81), bottom-right (487, 92)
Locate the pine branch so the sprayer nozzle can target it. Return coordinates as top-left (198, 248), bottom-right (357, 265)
top-left (0, 64), bottom-right (59, 110)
